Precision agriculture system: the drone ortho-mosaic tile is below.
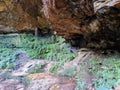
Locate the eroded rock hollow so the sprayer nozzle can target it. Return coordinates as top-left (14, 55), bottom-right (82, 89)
top-left (0, 0), bottom-right (120, 49)
top-left (42, 0), bottom-right (120, 49)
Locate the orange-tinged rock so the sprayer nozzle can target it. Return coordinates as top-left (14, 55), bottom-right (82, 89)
top-left (49, 84), bottom-right (61, 90)
top-left (0, 0), bottom-right (49, 33)
top-left (27, 73), bottom-right (76, 90)
top-left (42, 0), bottom-right (95, 40)
top-left (27, 73), bottom-right (53, 80)
top-left (42, 0), bottom-right (120, 48)
top-left (0, 2), bottom-right (7, 12)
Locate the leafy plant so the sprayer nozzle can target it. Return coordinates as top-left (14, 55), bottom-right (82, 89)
top-left (19, 77), bottom-right (30, 86)
top-left (49, 64), bottom-right (58, 73)
top-left (88, 53), bottom-right (120, 89)
top-left (75, 78), bottom-right (86, 90)
top-left (58, 66), bottom-right (77, 77)
top-left (20, 34), bottom-right (77, 67)
top-left (0, 34), bottom-right (77, 69)
top-left (28, 63), bottom-right (43, 74)
top-left (0, 48), bottom-right (20, 69)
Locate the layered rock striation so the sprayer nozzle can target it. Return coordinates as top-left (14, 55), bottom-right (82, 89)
top-left (42, 0), bottom-right (120, 48)
top-left (0, 0), bottom-right (120, 48)
top-left (0, 0), bottom-right (49, 33)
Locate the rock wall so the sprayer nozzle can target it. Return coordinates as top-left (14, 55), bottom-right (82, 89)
top-left (42, 0), bottom-right (95, 39)
top-left (0, 0), bottom-right (120, 48)
top-left (91, 0), bottom-right (120, 48)
top-left (42, 0), bottom-right (120, 48)
top-left (0, 0), bottom-right (49, 33)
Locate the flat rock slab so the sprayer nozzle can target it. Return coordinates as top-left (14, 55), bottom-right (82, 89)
top-left (0, 79), bottom-right (25, 90)
top-left (12, 59), bottom-right (54, 76)
top-left (27, 73), bottom-right (76, 90)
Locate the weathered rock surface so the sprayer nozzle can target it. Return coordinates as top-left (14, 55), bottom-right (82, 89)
top-left (0, 79), bottom-right (25, 90)
top-left (27, 73), bottom-right (76, 90)
top-left (1, 50), bottom-right (119, 90)
top-left (0, 0), bottom-right (120, 48)
top-left (115, 84), bottom-right (120, 90)
top-left (42, 0), bottom-right (95, 38)
top-left (0, 0), bottom-right (49, 33)
top-left (93, 0), bottom-right (120, 48)
top-left (12, 59), bottom-right (53, 76)
top-left (42, 0), bottom-right (120, 48)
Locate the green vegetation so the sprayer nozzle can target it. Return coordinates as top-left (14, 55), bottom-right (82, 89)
top-left (75, 78), bottom-right (86, 90)
top-left (28, 63), bottom-right (45, 74)
top-left (0, 34), bottom-right (120, 90)
top-left (58, 66), bottom-right (77, 77)
top-left (0, 34), bottom-right (24, 69)
top-left (90, 55), bottom-right (120, 90)
top-left (49, 64), bottom-right (58, 73)
top-left (20, 34), bottom-right (77, 61)
top-left (0, 34), bottom-right (77, 69)
top-left (1, 72), bottom-right (13, 79)
top-left (86, 53), bottom-right (120, 90)
top-left (0, 72), bottom-right (30, 86)
top-left (0, 48), bottom-right (20, 69)
top-left (18, 77), bottom-right (30, 86)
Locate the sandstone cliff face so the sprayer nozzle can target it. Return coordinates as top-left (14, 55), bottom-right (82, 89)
top-left (42, 0), bottom-right (120, 48)
top-left (91, 0), bottom-right (120, 48)
top-left (0, 0), bottom-right (49, 33)
top-left (0, 0), bottom-right (120, 48)
top-left (42, 0), bottom-right (95, 39)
